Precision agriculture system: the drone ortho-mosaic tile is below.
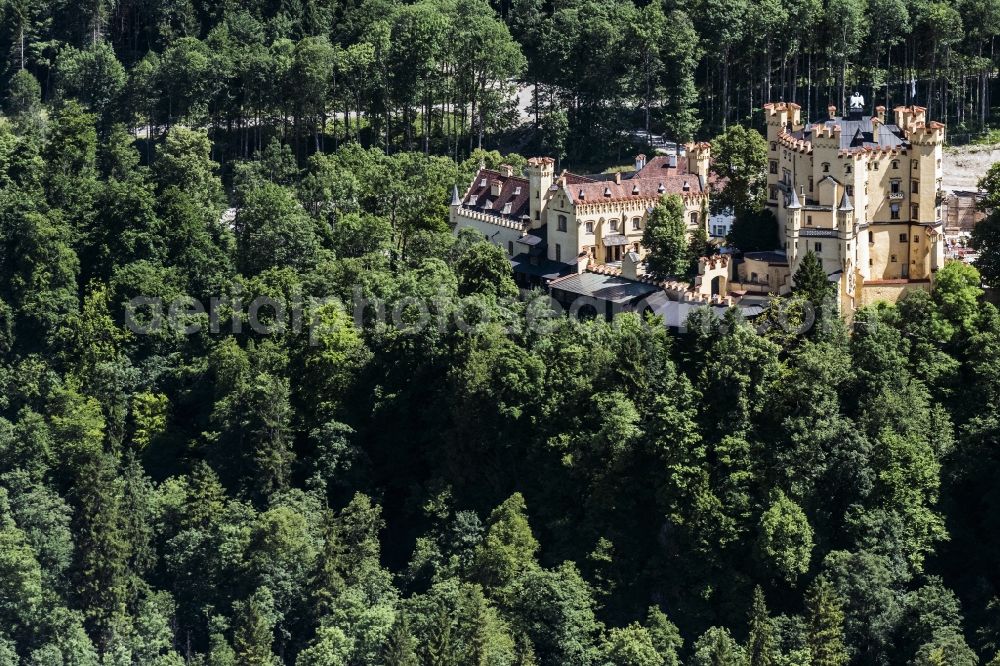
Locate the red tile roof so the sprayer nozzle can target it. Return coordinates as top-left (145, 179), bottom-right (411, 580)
top-left (462, 169), bottom-right (530, 220)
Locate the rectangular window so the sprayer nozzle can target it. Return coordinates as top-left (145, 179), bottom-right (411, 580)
top-left (890, 204), bottom-right (900, 220)
top-left (891, 254), bottom-right (897, 263)
top-left (632, 218), bottom-right (641, 230)
top-left (610, 220), bottom-right (619, 232)
top-left (911, 181), bottom-right (919, 194)
top-left (869, 231), bottom-right (874, 243)
top-left (814, 242), bottom-right (823, 253)
top-left (508, 241), bottom-right (514, 255)
top-left (847, 185), bottom-right (854, 196)
top-left (899, 233), bottom-right (908, 243)
top-left (874, 161), bottom-right (880, 170)
top-left (585, 221), bottom-right (594, 234)
top-left (557, 215), bottom-right (567, 232)
top-left (891, 180), bottom-right (901, 194)
top-left (769, 160), bottom-right (778, 174)
top-left (808, 177), bottom-right (814, 192)
top-left (555, 244), bottom-right (561, 262)
top-left (911, 204), bottom-right (919, 220)
top-left (807, 215), bottom-right (813, 226)
top-left (913, 235), bottom-right (919, 243)
top-left (769, 186), bottom-right (777, 200)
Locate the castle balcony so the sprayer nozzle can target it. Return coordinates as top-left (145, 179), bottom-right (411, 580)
top-left (888, 192), bottom-right (905, 200)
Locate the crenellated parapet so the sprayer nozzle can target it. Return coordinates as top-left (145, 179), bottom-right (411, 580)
top-left (453, 207), bottom-right (529, 231)
top-left (777, 130), bottom-right (812, 154)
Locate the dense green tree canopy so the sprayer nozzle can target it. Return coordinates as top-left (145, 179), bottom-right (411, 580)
top-left (0, 3), bottom-right (998, 664)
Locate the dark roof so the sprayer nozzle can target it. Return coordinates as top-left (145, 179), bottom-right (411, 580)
top-left (463, 169), bottom-right (530, 220)
top-left (643, 292), bottom-right (746, 328)
top-left (510, 253), bottom-right (571, 279)
top-left (549, 272), bottom-right (660, 303)
top-left (744, 251), bottom-right (789, 266)
top-left (791, 117), bottom-right (908, 151)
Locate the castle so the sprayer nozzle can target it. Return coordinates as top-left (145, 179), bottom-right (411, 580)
top-left (450, 101), bottom-right (946, 321)
top-left (449, 147), bottom-right (712, 285)
top-left (761, 100), bottom-right (946, 313)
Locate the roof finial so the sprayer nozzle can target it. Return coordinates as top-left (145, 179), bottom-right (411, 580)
top-left (787, 186), bottom-right (801, 210)
top-left (839, 189), bottom-right (854, 212)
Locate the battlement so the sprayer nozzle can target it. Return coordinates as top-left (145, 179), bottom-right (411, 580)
top-left (764, 102), bottom-right (802, 129)
top-left (453, 206), bottom-right (529, 231)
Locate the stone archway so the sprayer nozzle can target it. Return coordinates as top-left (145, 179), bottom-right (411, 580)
top-left (711, 274), bottom-right (726, 296)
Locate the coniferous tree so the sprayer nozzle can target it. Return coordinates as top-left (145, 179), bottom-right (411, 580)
top-left (806, 577), bottom-right (849, 666)
top-left (747, 586), bottom-right (778, 666)
top-left (642, 194), bottom-right (688, 276)
top-left (383, 613), bottom-right (419, 666)
top-left (233, 587), bottom-right (278, 666)
top-left (793, 250), bottom-right (835, 309)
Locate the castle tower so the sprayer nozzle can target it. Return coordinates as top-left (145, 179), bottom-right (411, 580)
top-left (785, 185), bottom-right (803, 266)
top-left (685, 143), bottom-right (711, 188)
top-left (525, 157), bottom-right (555, 230)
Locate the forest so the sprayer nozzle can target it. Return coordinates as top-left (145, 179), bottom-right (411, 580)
top-left (3, 0), bottom-right (1000, 167)
top-left (3, 0), bottom-right (1000, 665)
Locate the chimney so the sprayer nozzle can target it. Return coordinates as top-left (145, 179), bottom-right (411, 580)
top-left (828, 105), bottom-right (837, 120)
top-left (668, 154), bottom-right (677, 169)
top-left (634, 154), bottom-right (646, 171)
top-left (614, 172), bottom-right (622, 185)
top-left (622, 251), bottom-right (640, 280)
top-left (490, 179), bottom-right (502, 197)
top-left (875, 105), bottom-right (886, 123)
top-left (500, 164), bottom-right (513, 177)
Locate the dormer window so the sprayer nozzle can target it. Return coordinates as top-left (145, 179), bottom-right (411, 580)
top-left (632, 184), bottom-right (640, 195)
top-left (579, 189), bottom-right (586, 200)
top-left (480, 178), bottom-right (487, 187)
top-left (682, 181), bottom-right (690, 191)
top-left (603, 187), bottom-right (612, 197)
top-left (513, 186), bottom-right (521, 195)
top-left (657, 182), bottom-right (665, 194)
top-left (483, 200), bottom-right (493, 210)
top-left (502, 202), bottom-right (512, 215)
